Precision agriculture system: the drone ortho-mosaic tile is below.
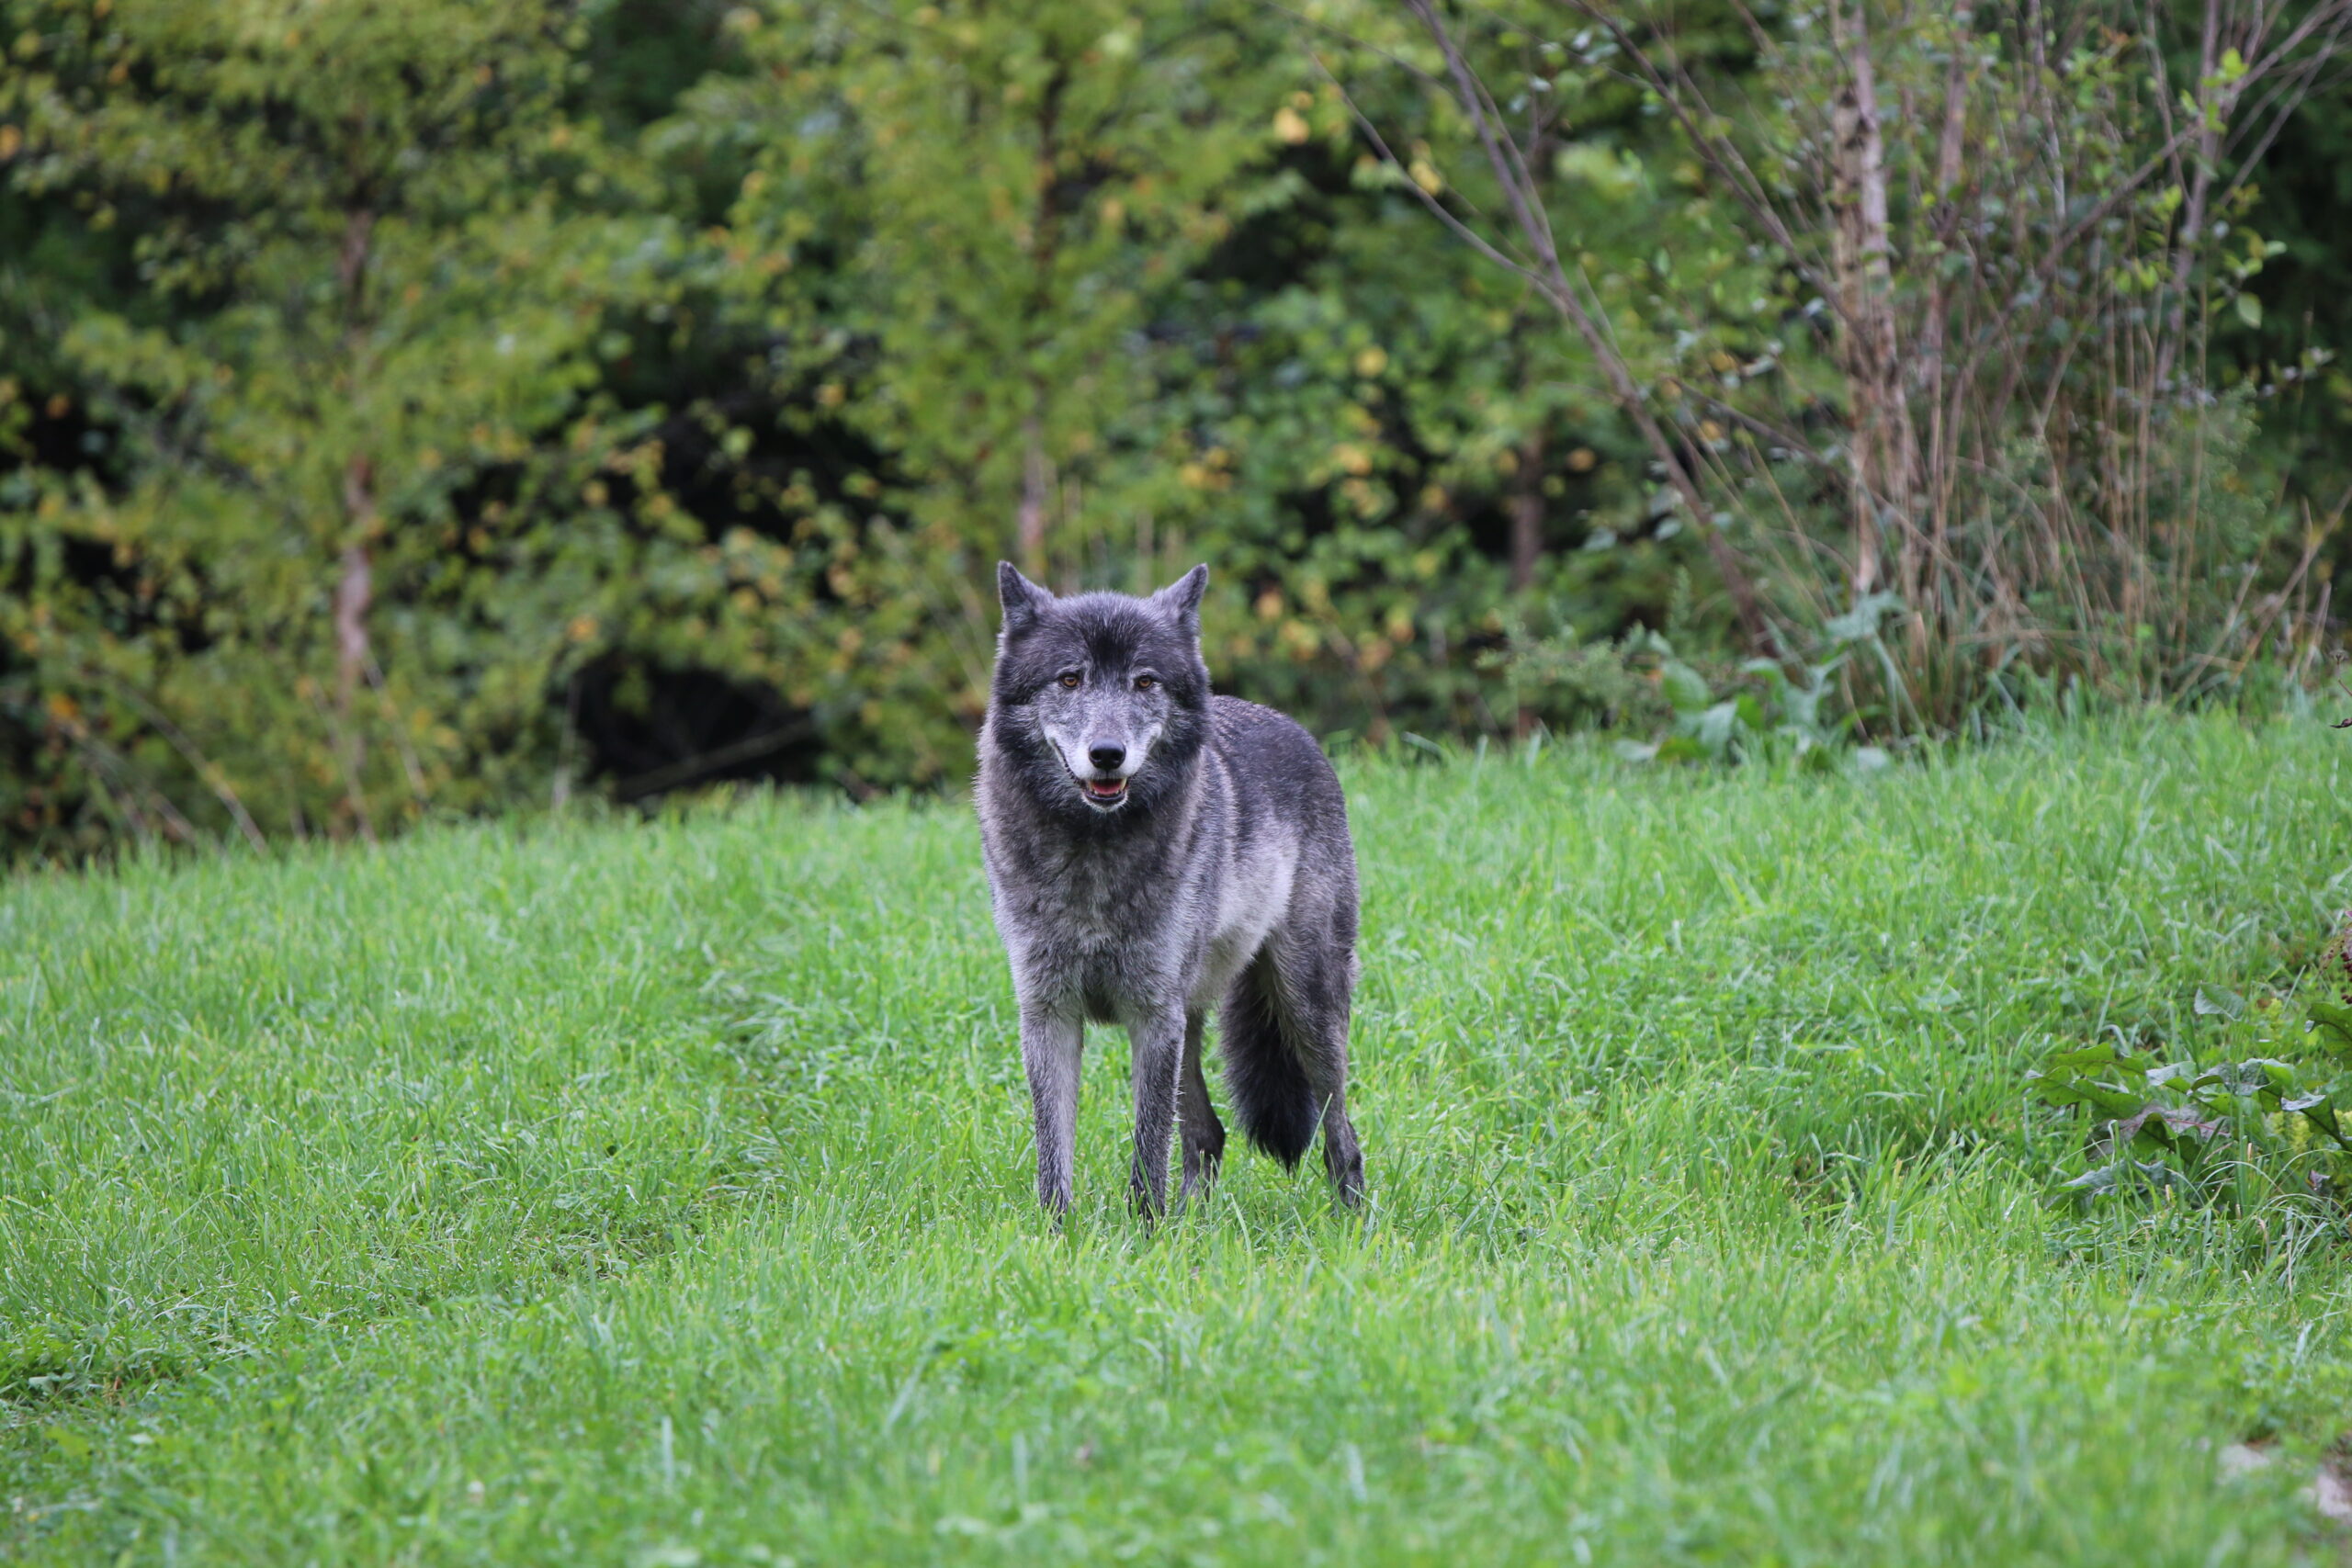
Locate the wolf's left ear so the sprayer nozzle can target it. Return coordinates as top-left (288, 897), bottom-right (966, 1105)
top-left (998, 560), bottom-right (1052, 637)
top-left (1151, 564), bottom-right (1209, 637)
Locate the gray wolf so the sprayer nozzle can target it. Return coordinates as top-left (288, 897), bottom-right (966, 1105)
top-left (976, 561), bottom-right (1366, 1218)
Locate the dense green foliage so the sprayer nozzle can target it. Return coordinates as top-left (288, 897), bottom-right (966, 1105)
top-left (2, 0), bottom-right (2346, 856)
top-left (2, 716), bottom-right (2349, 1560)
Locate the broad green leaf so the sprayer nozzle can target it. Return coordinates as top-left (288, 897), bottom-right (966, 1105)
top-left (1660, 660), bottom-right (1712, 716)
top-left (2194, 986), bottom-right (2246, 1020)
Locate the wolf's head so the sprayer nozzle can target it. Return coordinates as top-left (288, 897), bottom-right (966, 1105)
top-left (985, 562), bottom-right (1212, 818)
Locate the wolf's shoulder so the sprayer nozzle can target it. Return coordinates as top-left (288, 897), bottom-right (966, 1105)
top-left (1207, 694), bottom-right (1340, 799)
top-left (1207, 693), bottom-right (1312, 745)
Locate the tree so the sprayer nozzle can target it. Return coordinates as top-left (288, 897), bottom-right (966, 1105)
top-left (0, 0), bottom-right (742, 844)
top-left (682, 0), bottom-right (1309, 780)
top-left (1380, 0), bottom-right (2348, 718)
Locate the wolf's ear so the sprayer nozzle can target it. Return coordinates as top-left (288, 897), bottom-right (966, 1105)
top-left (1151, 564), bottom-right (1209, 638)
top-left (997, 561), bottom-right (1052, 637)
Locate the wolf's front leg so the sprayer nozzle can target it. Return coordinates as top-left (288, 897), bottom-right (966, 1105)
top-left (1125, 1006), bottom-right (1187, 1219)
top-left (1020, 1001), bottom-right (1084, 1217)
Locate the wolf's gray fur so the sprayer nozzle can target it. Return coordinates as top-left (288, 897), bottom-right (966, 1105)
top-left (976, 561), bottom-right (1366, 1218)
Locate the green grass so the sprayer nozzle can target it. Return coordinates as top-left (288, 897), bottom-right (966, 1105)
top-left (5, 714), bottom-right (2351, 1564)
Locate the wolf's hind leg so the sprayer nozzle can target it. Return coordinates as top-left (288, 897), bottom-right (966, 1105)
top-left (1020, 1002), bottom-right (1083, 1218)
top-left (1268, 932), bottom-right (1366, 1208)
top-left (1177, 1008), bottom-right (1226, 1206)
top-left (1312, 1068), bottom-right (1365, 1209)
top-left (1295, 1016), bottom-right (1364, 1208)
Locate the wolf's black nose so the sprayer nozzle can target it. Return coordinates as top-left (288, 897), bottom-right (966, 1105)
top-left (1089, 743), bottom-right (1125, 773)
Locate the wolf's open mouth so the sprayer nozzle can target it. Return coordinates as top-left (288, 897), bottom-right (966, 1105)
top-left (1080, 776), bottom-right (1128, 805)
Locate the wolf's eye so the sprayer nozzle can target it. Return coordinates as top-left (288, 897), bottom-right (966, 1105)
top-left (1134, 674), bottom-right (1158, 691)
top-left (1057, 671), bottom-right (1081, 689)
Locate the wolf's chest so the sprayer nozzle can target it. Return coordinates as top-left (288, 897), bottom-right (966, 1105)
top-left (1001, 857), bottom-right (1182, 952)
top-left (989, 849), bottom-right (1204, 1006)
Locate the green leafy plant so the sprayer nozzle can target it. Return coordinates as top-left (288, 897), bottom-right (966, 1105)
top-left (2030, 923), bottom-right (2352, 1209)
top-left (1612, 600), bottom-right (1902, 768)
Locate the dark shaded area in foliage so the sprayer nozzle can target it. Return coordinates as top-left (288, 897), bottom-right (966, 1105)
top-left (1, 0), bottom-right (2346, 860)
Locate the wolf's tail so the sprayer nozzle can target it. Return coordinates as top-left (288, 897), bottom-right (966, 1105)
top-left (1220, 961), bottom-right (1318, 1168)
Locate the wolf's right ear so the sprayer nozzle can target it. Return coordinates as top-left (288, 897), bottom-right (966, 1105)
top-left (997, 561), bottom-right (1052, 637)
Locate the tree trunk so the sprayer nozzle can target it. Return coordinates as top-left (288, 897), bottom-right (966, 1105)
top-left (1916, 35), bottom-right (1969, 584)
top-left (334, 198), bottom-right (379, 840)
top-left (1828, 0), bottom-right (1920, 604)
top-left (1016, 412), bottom-right (1049, 577)
top-left (2154, 0), bottom-right (2224, 396)
top-left (335, 458), bottom-right (375, 715)
top-left (335, 456), bottom-right (377, 840)
top-left (1013, 67), bottom-right (1068, 581)
top-left (1509, 419), bottom-right (1546, 594)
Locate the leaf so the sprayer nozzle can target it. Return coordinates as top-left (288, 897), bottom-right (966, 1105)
top-left (2305, 1000), bottom-right (2352, 1056)
top-left (2030, 1077), bottom-right (2149, 1116)
top-left (1739, 657), bottom-right (1792, 698)
top-left (1659, 660), bottom-right (1712, 716)
top-left (2030, 1043), bottom-right (2157, 1116)
top-left (2060, 1158), bottom-right (2195, 1199)
top-left (2233, 292), bottom-right (2262, 330)
top-left (2194, 986), bottom-right (2246, 1020)
top-left (2194, 1058), bottom-right (2298, 1100)
top-left (2039, 1042), bottom-right (2137, 1073)
top-left (2283, 1092), bottom-right (2352, 1148)
top-left (2163, 1105), bottom-right (2227, 1140)
top-left (1823, 592), bottom-right (1902, 643)
top-left (2116, 1103), bottom-right (2226, 1146)
top-left (1692, 700), bottom-right (1740, 756)
top-left (44, 1424), bottom-right (91, 1461)
top-left (2111, 1104), bottom-right (2172, 1148)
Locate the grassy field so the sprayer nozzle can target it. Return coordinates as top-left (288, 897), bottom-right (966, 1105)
top-left (4, 714), bottom-right (2351, 1564)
